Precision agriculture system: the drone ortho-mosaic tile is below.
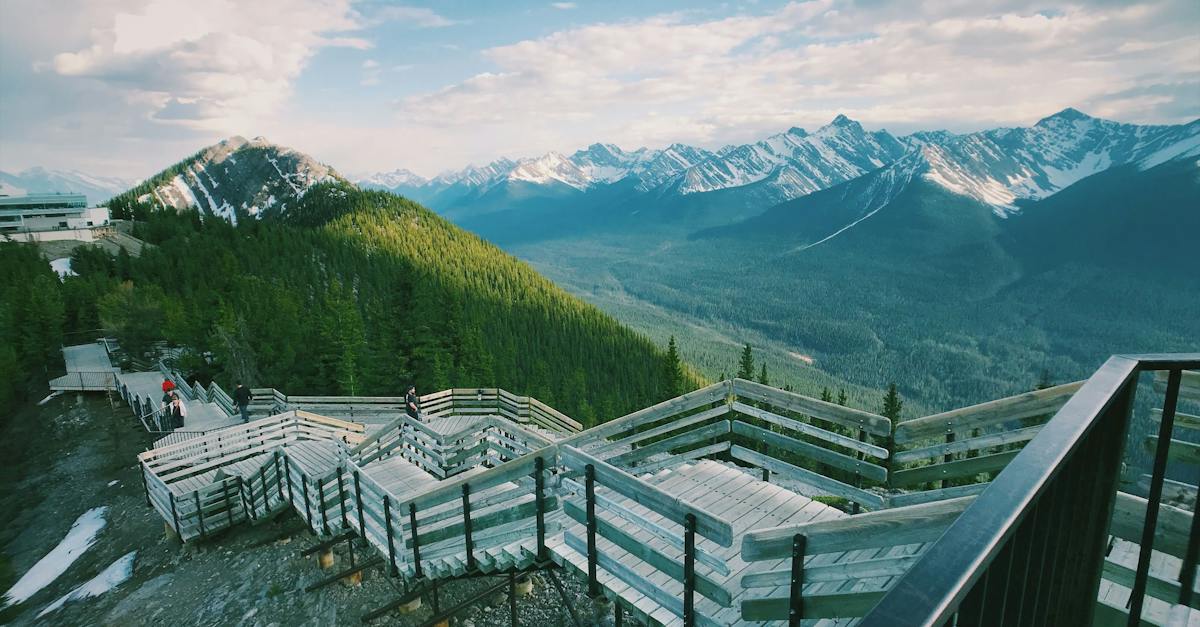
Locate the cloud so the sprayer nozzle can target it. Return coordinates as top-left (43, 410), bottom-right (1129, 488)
top-left (44, 0), bottom-right (369, 130)
top-left (359, 3), bottom-right (458, 28)
top-left (551, 2), bottom-right (577, 9)
top-left (394, 0), bottom-right (1200, 166)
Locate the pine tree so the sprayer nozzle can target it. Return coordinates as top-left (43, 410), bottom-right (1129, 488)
top-left (662, 336), bottom-right (684, 398)
top-left (837, 389), bottom-right (847, 406)
top-left (1035, 369), bottom-right (1053, 390)
top-left (757, 363), bottom-right (769, 386)
top-left (736, 344), bottom-right (755, 380)
top-left (820, 387), bottom-right (832, 403)
top-left (882, 383), bottom-right (903, 421)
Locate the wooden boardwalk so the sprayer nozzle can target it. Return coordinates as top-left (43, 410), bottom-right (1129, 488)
top-left (128, 371), bottom-right (1200, 626)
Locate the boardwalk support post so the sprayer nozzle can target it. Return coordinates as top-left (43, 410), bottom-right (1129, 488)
top-left (409, 502), bottom-right (424, 579)
top-left (789, 533), bottom-right (806, 627)
top-left (534, 455), bottom-right (547, 561)
top-left (683, 513), bottom-right (697, 627)
top-left (384, 496), bottom-right (398, 576)
top-left (353, 470), bottom-right (366, 536)
top-left (585, 463), bottom-right (600, 598)
top-left (462, 483), bottom-right (476, 571)
top-left (337, 467), bottom-right (349, 527)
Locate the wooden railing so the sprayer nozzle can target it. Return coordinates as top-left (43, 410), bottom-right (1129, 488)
top-left (859, 355), bottom-right (1200, 627)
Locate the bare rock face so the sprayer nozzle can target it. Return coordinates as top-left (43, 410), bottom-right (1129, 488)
top-left (139, 135), bottom-right (344, 224)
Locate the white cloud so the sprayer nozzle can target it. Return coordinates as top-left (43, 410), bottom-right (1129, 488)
top-left (551, 2), bottom-right (578, 9)
top-left (361, 4), bottom-right (458, 28)
top-left (45, 0), bottom-right (369, 131)
top-left (391, 0), bottom-right (1200, 172)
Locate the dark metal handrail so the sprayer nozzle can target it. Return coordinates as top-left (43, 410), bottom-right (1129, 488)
top-left (859, 353), bottom-right (1200, 627)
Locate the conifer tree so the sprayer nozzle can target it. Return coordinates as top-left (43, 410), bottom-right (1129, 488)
top-left (820, 387), bottom-right (832, 403)
top-left (837, 389), bottom-right (848, 406)
top-left (736, 344), bottom-right (755, 380)
top-left (758, 363), bottom-right (769, 386)
top-left (1035, 369), bottom-right (1053, 390)
top-left (882, 383), bottom-right (903, 421)
top-left (662, 336), bottom-right (684, 398)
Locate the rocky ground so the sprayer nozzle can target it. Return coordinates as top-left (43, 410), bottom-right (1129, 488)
top-left (0, 395), bottom-right (622, 626)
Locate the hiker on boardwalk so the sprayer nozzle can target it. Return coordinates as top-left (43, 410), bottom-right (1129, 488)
top-left (234, 382), bottom-right (252, 423)
top-left (406, 384), bottom-right (422, 421)
top-left (162, 377), bottom-right (175, 396)
top-left (169, 393), bottom-right (188, 429)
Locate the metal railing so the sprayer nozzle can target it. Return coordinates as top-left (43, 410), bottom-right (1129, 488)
top-left (858, 354), bottom-right (1200, 627)
top-left (48, 370), bottom-right (118, 391)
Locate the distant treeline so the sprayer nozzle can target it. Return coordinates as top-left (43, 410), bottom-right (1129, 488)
top-left (7, 183), bottom-right (701, 426)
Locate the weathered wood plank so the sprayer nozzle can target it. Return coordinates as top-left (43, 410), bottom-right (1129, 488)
top-left (732, 378), bottom-right (892, 437)
top-left (592, 406), bottom-right (730, 456)
top-left (1145, 436), bottom-right (1200, 466)
top-left (1150, 408), bottom-right (1200, 430)
top-left (409, 448), bottom-right (554, 510)
top-left (633, 442), bottom-right (730, 475)
top-left (559, 445), bottom-right (734, 547)
top-left (562, 499), bottom-right (731, 607)
top-left (740, 589), bottom-right (886, 620)
top-left (729, 445), bottom-right (885, 510)
top-left (893, 425), bottom-right (1042, 464)
top-left (1111, 491), bottom-right (1192, 559)
top-left (742, 496), bottom-right (974, 561)
top-left (889, 450), bottom-right (1018, 488)
top-left (885, 482), bottom-right (988, 508)
top-left (608, 421), bottom-right (730, 466)
top-left (1154, 370), bottom-right (1200, 403)
top-left (731, 421), bottom-right (888, 483)
top-left (895, 381), bottom-right (1083, 444)
top-left (741, 552), bottom-right (923, 588)
top-left (732, 401), bottom-right (889, 459)
top-left (563, 381), bottom-right (730, 446)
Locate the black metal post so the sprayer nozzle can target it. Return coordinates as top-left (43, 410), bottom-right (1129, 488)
top-left (614, 602), bottom-right (623, 627)
top-left (194, 490), bottom-right (206, 538)
top-left (1179, 483), bottom-right (1200, 607)
top-left (140, 464), bottom-right (151, 508)
top-left (224, 480), bottom-right (235, 527)
top-left (284, 457), bottom-right (295, 504)
top-left (534, 456), bottom-right (547, 560)
top-left (789, 533), bottom-right (806, 627)
top-left (319, 479), bottom-right (331, 535)
top-left (585, 464), bottom-right (600, 598)
top-left (462, 483), bottom-right (476, 571)
top-left (761, 467), bottom-right (769, 482)
top-left (941, 431), bottom-right (955, 490)
top-left (303, 477), bottom-right (314, 530)
top-left (509, 570), bottom-right (518, 627)
top-left (384, 496), bottom-right (398, 576)
top-left (409, 502), bottom-right (424, 578)
top-left (258, 464), bottom-right (270, 509)
top-left (169, 495), bottom-right (181, 537)
top-left (1129, 369), bottom-right (1182, 626)
top-left (337, 467), bottom-right (349, 527)
top-left (354, 471), bottom-right (366, 535)
top-left (683, 513), bottom-right (697, 627)
top-left (273, 451), bottom-right (285, 502)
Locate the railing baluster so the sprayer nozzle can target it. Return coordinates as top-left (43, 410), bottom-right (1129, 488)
top-left (585, 463), bottom-right (600, 598)
top-left (534, 455), bottom-right (547, 561)
top-left (683, 513), bottom-right (697, 627)
top-left (193, 490), bottom-right (206, 538)
top-left (384, 496), bottom-right (398, 576)
top-left (409, 502), bottom-right (424, 578)
top-left (353, 470), bottom-right (366, 535)
top-left (1178, 484), bottom-right (1200, 607)
top-left (462, 483), bottom-right (476, 571)
top-left (318, 478), bottom-right (330, 535)
top-left (788, 533), bottom-right (805, 627)
top-left (1129, 368), bottom-right (1182, 626)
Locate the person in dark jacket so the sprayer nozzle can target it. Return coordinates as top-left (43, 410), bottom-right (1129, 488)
top-left (234, 383), bottom-right (252, 423)
top-left (405, 385), bottom-right (421, 421)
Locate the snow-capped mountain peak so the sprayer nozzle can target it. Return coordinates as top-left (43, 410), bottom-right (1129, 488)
top-left (360, 168), bottom-right (427, 189)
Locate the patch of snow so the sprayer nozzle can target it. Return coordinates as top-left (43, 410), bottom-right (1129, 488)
top-left (107, 480), bottom-right (119, 487)
top-left (50, 258), bottom-right (77, 279)
top-left (1139, 130), bottom-right (1200, 169)
top-left (2, 507), bottom-right (108, 608)
top-left (167, 174), bottom-right (199, 209)
top-left (36, 551), bottom-right (136, 618)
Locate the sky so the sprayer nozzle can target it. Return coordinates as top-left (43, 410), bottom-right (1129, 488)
top-left (0, 0), bottom-right (1197, 181)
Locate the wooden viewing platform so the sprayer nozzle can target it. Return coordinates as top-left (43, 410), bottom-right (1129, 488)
top-left (130, 362), bottom-right (1200, 626)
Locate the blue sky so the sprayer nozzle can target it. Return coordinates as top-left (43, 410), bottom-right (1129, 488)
top-left (0, 0), bottom-right (1197, 180)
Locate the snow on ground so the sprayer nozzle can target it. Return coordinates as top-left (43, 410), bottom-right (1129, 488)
top-left (50, 258), bottom-right (77, 279)
top-left (1, 507), bottom-right (108, 608)
top-left (36, 551), bottom-right (136, 618)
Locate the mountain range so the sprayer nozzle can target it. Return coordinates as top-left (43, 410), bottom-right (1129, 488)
top-left (0, 167), bottom-right (132, 204)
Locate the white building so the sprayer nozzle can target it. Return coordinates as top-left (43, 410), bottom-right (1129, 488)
top-left (0, 193), bottom-right (111, 242)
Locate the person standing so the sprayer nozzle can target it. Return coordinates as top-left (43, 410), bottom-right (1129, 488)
top-left (170, 393), bottom-right (188, 429)
top-left (162, 377), bottom-right (175, 396)
top-left (234, 382), bottom-right (252, 423)
top-left (406, 385), bottom-right (421, 421)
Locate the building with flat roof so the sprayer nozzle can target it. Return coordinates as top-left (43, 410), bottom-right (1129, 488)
top-left (0, 193), bottom-right (111, 242)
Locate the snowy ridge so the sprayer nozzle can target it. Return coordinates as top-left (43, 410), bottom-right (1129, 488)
top-left (140, 135), bottom-right (342, 221)
top-left (0, 168), bottom-right (132, 203)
